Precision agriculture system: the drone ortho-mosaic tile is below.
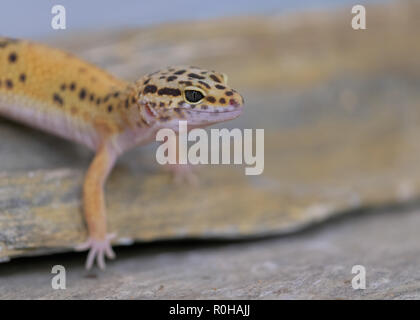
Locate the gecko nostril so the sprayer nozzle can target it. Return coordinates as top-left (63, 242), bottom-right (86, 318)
top-left (229, 98), bottom-right (239, 107)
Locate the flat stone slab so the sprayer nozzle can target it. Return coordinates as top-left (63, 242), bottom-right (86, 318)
top-left (1, 203), bottom-right (419, 299)
top-left (1, 1), bottom-right (420, 262)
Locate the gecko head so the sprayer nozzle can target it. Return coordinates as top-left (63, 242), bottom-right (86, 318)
top-left (135, 66), bottom-right (244, 129)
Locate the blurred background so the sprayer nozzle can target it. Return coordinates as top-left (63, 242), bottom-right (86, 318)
top-left (0, 0), bottom-right (382, 38)
top-left (1, 0), bottom-right (420, 299)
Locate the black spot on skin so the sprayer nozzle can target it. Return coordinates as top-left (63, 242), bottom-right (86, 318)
top-left (125, 99), bottom-right (129, 108)
top-left (190, 104), bottom-right (196, 109)
top-left (19, 73), bottom-right (26, 83)
top-left (113, 92), bottom-right (119, 98)
top-left (5, 79), bottom-right (13, 89)
top-left (132, 96), bottom-right (136, 103)
top-left (143, 78), bottom-right (151, 85)
top-left (210, 75), bottom-right (221, 83)
top-left (215, 84), bottom-right (226, 90)
top-left (158, 87), bottom-right (181, 96)
top-left (159, 76), bottom-right (166, 79)
top-left (60, 84), bottom-right (66, 91)
top-left (200, 71), bottom-right (207, 74)
top-left (159, 102), bottom-right (165, 107)
top-left (188, 73), bottom-right (205, 80)
top-left (70, 82), bottom-right (76, 91)
top-left (198, 81), bottom-right (211, 89)
top-left (96, 98), bottom-right (101, 105)
top-left (174, 70), bottom-right (186, 75)
top-left (108, 105), bottom-right (113, 112)
top-left (168, 100), bottom-right (172, 106)
top-left (103, 95), bottom-right (110, 103)
top-left (219, 98), bottom-right (226, 104)
top-left (90, 93), bottom-right (95, 102)
top-left (0, 38), bottom-right (19, 48)
top-left (178, 101), bottom-right (184, 106)
top-left (167, 76), bottom-right (177, 82)
top-left (174, 107), bottom-right (181, 113)
top-left (79, 88), bottom-right (87, 100)
top-left (225, 91), bottom-right (233, 96)
top-left (8, 52), bottom-right (17, 63)
top-left (144, 85), bottom-right (158, 94)
top-left (206, 96), bottom-right (216, 103)
top-left (179, 81), bottom-right (193, 86)
top-left (53, 93), bottom-right (64, 106)
top-left (201, 105), bottom-right (208, 110)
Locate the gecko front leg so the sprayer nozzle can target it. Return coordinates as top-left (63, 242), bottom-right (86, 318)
top-left (161, 134), bottom-right (199, 185)
top-left (76, 143), bottom-right (118, 270)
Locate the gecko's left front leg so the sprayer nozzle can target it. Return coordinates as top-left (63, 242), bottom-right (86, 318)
top-left (76, 143), bottom-right (118, 270)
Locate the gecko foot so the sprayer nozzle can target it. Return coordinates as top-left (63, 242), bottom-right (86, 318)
top-left (164, 163), bottom-right (199, 185)
top-left (75, 233), bottom-right (116, 270)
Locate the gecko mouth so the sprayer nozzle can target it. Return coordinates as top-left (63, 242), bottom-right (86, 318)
top-left (182, 107), bottom-right (243, 123)
top-left (145, 104), bottom-right (158, 117)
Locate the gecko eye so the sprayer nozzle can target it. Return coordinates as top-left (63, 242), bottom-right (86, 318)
top-left (184, 89), bottom-right (205, 104)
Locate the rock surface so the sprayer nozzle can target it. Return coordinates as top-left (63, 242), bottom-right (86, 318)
top-left (1, 203), bottom-right (419, 299)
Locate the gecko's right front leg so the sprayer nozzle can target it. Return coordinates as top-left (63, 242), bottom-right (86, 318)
top-left (161, 134), bottom-right (199, 185)
top-left (76, 143), bottom-right (118, 270)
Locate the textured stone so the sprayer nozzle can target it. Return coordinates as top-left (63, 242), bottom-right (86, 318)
top-left (1, 203), bottom-right (419, 299)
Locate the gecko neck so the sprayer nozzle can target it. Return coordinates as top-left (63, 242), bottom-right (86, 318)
top-left (111, 86), bottom-right (161, 153)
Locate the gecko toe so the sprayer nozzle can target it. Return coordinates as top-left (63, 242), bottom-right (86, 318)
top-left (75, 235), bottom-right (116, 270)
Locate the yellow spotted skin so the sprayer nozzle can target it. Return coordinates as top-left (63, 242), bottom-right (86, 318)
top-left (0, 37), bottom-right (244, 270)
top-left (0, 37), bottom-right (136, 147)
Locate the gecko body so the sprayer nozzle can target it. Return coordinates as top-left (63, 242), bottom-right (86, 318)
top-left (0, 37), bottom-right (244, 269)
